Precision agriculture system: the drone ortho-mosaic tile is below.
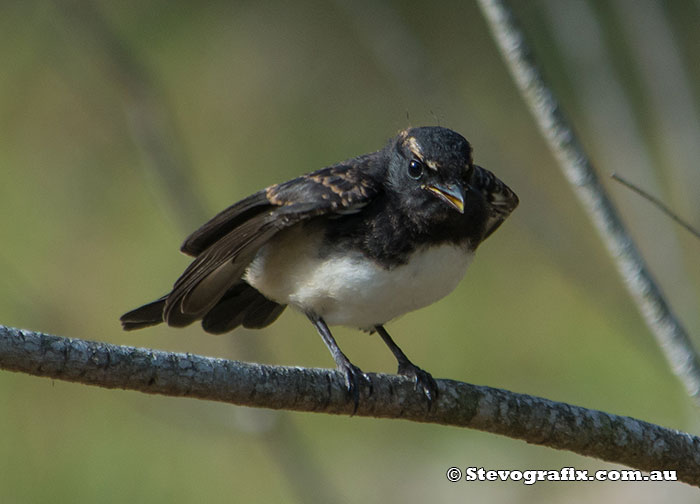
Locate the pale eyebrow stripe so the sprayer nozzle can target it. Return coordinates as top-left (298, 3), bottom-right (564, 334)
top-left (406, 137), bottom-right (423, 158)
top-left (406, 137), bottom-right (439, 171)
top-left (425, 160), bottom-right (439, 171)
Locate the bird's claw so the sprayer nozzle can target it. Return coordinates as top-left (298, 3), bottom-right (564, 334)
top-left (398, 362), bottom-right (438, 408)
top-left (338, 361), bottom-right (373, 414)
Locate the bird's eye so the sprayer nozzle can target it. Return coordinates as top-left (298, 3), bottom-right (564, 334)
top-left (408, 159), bottom-right (424, 179)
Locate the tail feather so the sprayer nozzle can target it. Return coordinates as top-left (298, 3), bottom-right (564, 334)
top-left (120, 297), bottom-right (167, 330)
top-left (200, 283), bottom-right (253, 334)
top-left (242, 297), bottom-right (286, 329)
top-left (121, 282), bottom-right (285, 335)
top-left (201, 282), bottom-right (286, 334)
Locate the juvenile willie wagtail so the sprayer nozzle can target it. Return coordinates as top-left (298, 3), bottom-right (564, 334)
top-left (121, 126), bottom-right (518, 409)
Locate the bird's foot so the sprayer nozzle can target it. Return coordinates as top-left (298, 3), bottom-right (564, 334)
top-left (337, 361), bottom-right (373, 414)
top-left (398, 362), bottom-right (438, 408)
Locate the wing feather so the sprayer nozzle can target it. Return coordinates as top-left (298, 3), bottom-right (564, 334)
top-left (181, 191), bottom-right (271, 256)
top-left (470, 165), bottom-right (519, 239)
top-left (162, 163), bottom-right (381, 328)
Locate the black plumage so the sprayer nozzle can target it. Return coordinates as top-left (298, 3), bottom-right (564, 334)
top-left (121, 126), bottom-right (518, 410)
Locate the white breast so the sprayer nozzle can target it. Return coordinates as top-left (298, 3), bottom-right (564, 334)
top-left (244, 227), bottom-right (473, 330)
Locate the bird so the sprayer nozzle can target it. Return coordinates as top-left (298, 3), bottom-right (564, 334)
top-left (120, 126), bottom-right (519, 410)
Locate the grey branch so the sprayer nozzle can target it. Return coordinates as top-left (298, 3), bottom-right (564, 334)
top-left (476, 0), bottom-right (700, 404)
top-left (1, 324), bottom-right (699, 487)
top-left (611, 173), bottom-right (700, 240)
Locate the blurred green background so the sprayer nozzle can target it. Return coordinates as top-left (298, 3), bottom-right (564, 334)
top-left (1, 0), bottom-right (699, 501)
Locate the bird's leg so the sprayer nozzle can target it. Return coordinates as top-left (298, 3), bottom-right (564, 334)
top-left (307, 313), bottom-right (372, 413)
top-left (375, 325), bottom-right (438, 406)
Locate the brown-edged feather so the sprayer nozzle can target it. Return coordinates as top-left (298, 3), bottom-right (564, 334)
top-left (470, 165), bottom-right (519, 239)
top-left (180, 191), bottom-right (272, 257)
top-left (154, 163), bottom-right (382, 330)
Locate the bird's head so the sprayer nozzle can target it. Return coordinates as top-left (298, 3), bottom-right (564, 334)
top-left (386, 126), bottom-right (473, 219)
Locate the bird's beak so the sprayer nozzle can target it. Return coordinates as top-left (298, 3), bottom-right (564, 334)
top-left (424, 183), bottom-right (465, 214)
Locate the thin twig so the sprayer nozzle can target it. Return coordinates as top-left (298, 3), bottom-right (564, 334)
top-left (611, 173), bottom-right (700, 240)
top-left (1, 324), bottom-right (698, 486)
top-left (477, 0), bottom-right (700, 405)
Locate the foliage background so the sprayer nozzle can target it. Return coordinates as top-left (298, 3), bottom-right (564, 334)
top-left (1, 0), bottom-right (699, 501)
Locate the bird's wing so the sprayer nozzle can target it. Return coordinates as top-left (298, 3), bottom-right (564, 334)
top-left (181, 191), bottom-right (273, 256)
top-left (470, 165), bottom-right (519, 239)
top-left (164, 163), bottom-right (381, 327)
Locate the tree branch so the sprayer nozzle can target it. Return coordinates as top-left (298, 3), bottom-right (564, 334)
top-left (611, 173), bottom-right (700, 240)
top-left (52, 5), bottom-right (343, 501)
top-left (1, 324), bottom-right (698, 486)
top-left (476, 0), bottom-right (700, 405)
